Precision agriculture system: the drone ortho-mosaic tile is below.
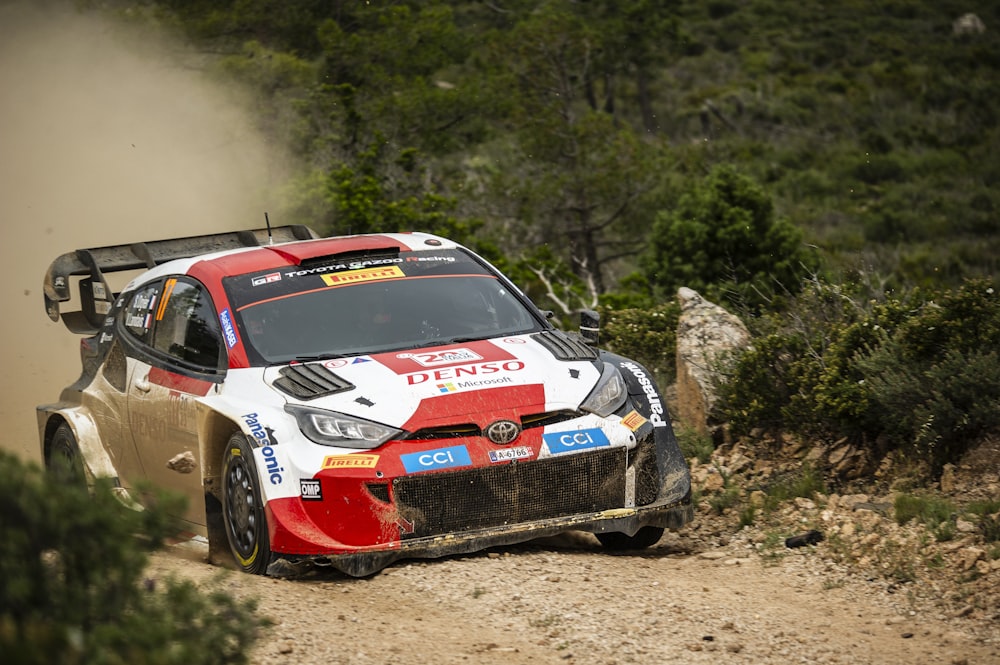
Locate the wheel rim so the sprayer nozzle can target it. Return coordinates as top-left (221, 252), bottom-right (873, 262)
top-left (225, 455), bottom-right (259, 560)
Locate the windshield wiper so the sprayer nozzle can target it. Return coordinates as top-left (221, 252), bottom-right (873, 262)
top-left (291, 352), bottom-right (352, 363)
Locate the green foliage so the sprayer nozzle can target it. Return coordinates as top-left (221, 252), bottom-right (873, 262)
top-left (0, 452), bottom-right (266, 665)
top-left (599, 303), bottom-right (680, 387)
top-left (762, 465), bottom-right (825, 512)
top-left (894, 493), bottom-right (957, 542)
top-left (721, 277), bottom-right (1000, 473)
top-left (642, 165), bottom-right (818, 311)
top-left (674, 425), bottom-right (715, 465)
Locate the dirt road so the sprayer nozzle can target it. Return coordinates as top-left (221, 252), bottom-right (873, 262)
top-left (150, 524), bottom-right (997, 665)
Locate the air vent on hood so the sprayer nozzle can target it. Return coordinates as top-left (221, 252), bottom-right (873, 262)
top-left (273, 363), bottom-right (355, 400)
top-left (531, 330), bottom-right (599, 361)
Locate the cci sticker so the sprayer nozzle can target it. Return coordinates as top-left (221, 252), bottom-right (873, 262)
top-left (543, 428), bottom-right (611, 455)
top-left (401, 445), bottom-right (472, 474)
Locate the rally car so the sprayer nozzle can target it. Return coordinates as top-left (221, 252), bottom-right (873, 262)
top-left (38, 226), bottom-right (693, 576)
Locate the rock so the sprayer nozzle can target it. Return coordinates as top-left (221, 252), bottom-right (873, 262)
top-left (953, 13), bottom-right (985, 35)
top-left (940, 463), bottom-right (956, 493)
top-left (958, 547), bottom-right (985, 571)
top-left (166, 450), bottom-right (197, 473)
top-left (675, 287), bottom-right (751, 439)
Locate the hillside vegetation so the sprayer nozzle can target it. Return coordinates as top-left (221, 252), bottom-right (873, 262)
top-left (101, 0), bottom-right (999, 473)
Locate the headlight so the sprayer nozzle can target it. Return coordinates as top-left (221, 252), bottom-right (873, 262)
top-left (580, 362), bottom-right (628, 417)
top-left (285, 406), bottom-right (401, 449)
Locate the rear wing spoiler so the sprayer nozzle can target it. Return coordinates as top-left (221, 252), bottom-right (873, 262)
top-left (43, 225), bottom-right (319, 334)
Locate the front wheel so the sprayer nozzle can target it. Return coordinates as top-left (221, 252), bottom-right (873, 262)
top-left (596, 526), bottom-right (664, 551)
top-left (221, 433), bottom-right (272, 575)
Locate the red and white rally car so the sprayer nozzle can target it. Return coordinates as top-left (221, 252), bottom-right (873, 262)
top-left (38, 226), bottom-right (693, 576)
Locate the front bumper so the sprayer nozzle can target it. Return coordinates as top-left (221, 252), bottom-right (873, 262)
top-left (265, 437), bottom-right (693, 577)
top-left (272, 495), bottom-right (693, 577)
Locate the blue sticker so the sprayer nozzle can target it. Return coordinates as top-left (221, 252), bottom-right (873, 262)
top-left (401, 445), bottom-right (472, 474)
top-left (543, 428), bottom-right (611, 455)
top-left (219, 308), bottom-right (238, 348)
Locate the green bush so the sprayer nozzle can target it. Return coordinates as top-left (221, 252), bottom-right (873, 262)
top-left (0, 452), bottom-right (267, 665)
top-left (599, 302), bottom-right (680, 388)
top-left (720, 277), bottom-right (1000, 474)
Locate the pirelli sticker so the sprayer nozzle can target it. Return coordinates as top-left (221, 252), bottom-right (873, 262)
top-left (322, 454), bottom-right (380, 469)
top-left (622, 410), bottom-right (648, 432)
top-left (321, 266), bottom-right (404, 286)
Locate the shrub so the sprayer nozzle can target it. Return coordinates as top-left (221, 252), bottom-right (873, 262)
top-left (599, 302), bottom-right (680, 388)
top-left (0, 452), bottom-right (267, 665)
top-left (720, 277), bottom-right (1000, 474)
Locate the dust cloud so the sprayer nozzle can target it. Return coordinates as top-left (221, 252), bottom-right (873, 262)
top-left (0, 1), bottom-right (295, 462)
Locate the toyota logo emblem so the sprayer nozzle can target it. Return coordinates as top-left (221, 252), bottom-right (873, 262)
top-left (485, 420), bottom-right (521, 445)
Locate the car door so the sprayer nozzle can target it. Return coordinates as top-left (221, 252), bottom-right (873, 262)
top-left (125, 277), bottom-right (225, 528)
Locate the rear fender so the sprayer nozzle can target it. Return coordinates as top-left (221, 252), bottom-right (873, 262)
top-left (37, 405), bottom-right (119, 484)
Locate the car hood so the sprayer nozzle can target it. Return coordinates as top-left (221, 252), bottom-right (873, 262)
top-left (262, 333), bottom-right (603, 431)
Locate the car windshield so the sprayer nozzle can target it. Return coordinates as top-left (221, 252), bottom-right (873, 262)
top-left (223, 248), bottom-right (544, 364)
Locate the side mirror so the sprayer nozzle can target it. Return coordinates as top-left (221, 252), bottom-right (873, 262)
top-left (579, 309), bottom-right (599, 345)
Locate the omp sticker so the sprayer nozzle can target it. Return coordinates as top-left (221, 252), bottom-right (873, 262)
top-left (543, 428), bottom-right (611, 455)
top-left (622, 410), bottom-right (648, 432)
top-left (401, 445), bottom-right (472, 474)
top-left (488, 446), bottom-right (532, 463)
top-left (322, 454), bottom-right (380, 469)
top-left (219, 308), bottom-right (238, 348)
top-left (300, 479), bottom-right (322, 500)
top-left (321, 265), bottom-right (404, 286)
top-left (92, 282), bottom-right (107, 299)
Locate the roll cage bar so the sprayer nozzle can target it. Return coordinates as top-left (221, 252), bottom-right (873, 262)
top-left (43, 225), bottom-right (318, 334)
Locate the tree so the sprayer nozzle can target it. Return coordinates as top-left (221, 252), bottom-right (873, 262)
top-left (642, 165), bottom-right (817, 310)
top-left (484, 3), bottom-right (671, 295)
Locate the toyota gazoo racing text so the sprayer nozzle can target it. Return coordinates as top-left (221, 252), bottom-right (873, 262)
top-left (38, 226), bottom-right (693, 576)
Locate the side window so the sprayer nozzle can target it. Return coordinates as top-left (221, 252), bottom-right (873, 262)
top-left (150, 279), bottom-right (223, 370)
top-left (122, 284), bottom-right (161, 343)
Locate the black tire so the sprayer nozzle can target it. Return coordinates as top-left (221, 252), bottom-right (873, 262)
top-left (595, 526), bottom-right (664, 551)
top-left (48, 422), bottom-right (86, 486)
top-left (221, 432), bottom-right (273, 575)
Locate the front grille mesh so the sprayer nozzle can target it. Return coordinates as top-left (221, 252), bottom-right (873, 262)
top-left (393, 447), bottom-right (626, 538)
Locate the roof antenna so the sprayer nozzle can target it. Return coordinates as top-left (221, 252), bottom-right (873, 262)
top-left (264, 211), bottom-right (273, 245)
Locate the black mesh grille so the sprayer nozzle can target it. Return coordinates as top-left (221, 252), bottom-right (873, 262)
top-left (273, 363), bottom-right (354, 400)
top-left (393, 447), bottom-right (626, 538)
top-left (633, 438), bottom-right (660, 506)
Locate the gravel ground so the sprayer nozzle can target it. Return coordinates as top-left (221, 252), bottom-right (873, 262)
top-left (149, 523), bottom-right (998, 665)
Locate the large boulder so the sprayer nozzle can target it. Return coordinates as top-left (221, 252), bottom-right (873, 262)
top-left (675, 287), bottom-right (751, 441)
